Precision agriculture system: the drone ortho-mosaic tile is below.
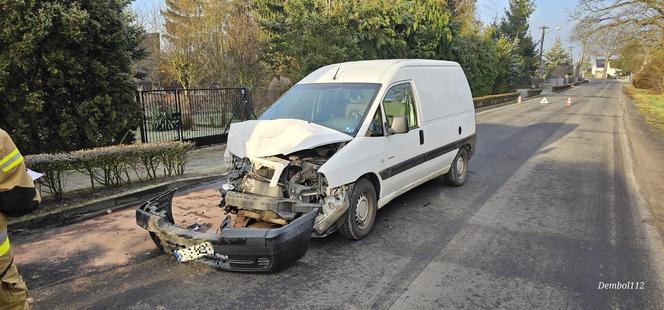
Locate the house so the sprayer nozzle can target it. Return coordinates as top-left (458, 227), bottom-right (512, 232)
top-left (591, 58), bottom-right (619, 78)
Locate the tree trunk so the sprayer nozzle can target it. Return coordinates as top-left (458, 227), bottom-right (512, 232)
top-left (576, 40), bottom-right (589, 78)
top-left (603, 53), bottom-right (610, 79)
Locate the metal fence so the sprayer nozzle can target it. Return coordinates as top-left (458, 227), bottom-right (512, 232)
top-left (137, 88), bottom-right (256, 146)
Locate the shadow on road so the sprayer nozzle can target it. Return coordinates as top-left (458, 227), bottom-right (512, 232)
top-left (35, 119), bottom-right (660, 308)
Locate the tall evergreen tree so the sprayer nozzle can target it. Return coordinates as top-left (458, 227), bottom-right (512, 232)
top-left (498, 0), bottom-right (537, 85)
top-left (543, 37), bottom-right (571, 75)
top-left (0, 0), bottom-right (144, 154)
top-left (256, 0), bottom-right (452, 82)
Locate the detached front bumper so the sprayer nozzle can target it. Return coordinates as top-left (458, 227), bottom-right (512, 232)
top-left (136, 190), bottom-right (317, 273)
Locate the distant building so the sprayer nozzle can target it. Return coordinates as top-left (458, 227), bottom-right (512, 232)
top-left (591, 58), bottom-right (619, 78)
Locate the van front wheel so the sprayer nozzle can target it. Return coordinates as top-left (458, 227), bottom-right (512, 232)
top-left (444, 148), bottom-right (469, 186)
top-left (338, 179), bottom-right (377, 240)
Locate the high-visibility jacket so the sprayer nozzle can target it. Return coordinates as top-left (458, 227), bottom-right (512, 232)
top-left (0, 129), bottom-right (40, 257)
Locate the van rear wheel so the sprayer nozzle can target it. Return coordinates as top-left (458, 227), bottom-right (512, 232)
top-left (338, 179), bottom-right (377, 240)
top-left (444, 148), bottom-right (469, 186)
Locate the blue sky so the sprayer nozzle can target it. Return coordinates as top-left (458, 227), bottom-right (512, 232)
top-left (476, 0), bottom-right (579, 54)
top-left (131, 0), bottom-right (580, 56)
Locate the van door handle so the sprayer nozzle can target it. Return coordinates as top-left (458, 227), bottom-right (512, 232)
top-left (419, 130), bottom-right (424, 145)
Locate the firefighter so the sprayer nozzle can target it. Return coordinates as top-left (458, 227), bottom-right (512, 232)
top-left (0, 129), bottom-right (40, 309)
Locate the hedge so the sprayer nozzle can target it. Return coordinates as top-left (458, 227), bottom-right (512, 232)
top-left (25, 142), bottom-right (193, 200)
top-left (473, 92), bottom-right (519, 109)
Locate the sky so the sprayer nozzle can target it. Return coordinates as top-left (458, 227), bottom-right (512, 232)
top-left (475, 0), bottom-right (580, 56)
top-left (131, 0), bottom-right (581, 58)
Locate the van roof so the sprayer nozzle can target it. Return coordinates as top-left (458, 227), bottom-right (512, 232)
top-left (298, 59), bottom-right (461, 85)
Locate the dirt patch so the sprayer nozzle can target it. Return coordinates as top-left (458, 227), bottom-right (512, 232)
top-left (171, 188), bottom-right (226, 233)
top-left (170, 188), bottom-right (281, 231)
top-left (14, 208), bottom-right (154, 271)
top-left (13, 188), bottom-right (226, 274)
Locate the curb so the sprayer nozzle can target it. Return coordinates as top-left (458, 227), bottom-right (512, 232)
top-left (475, 94), bottom-right (544, 114)
top-left (9, 174), bottom-right (225, 231)
top-left (552, 80), bottom-right (589, 93)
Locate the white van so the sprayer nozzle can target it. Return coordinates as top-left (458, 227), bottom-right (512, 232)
top-left (136, 60), bottom-right (476, 272)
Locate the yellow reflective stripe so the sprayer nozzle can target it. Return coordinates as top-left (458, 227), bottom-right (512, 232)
top-left (0, 148), bottom-right (19, 166)
top-left (1, 155), bottom-right (23, 172)
top-left (0, 238), bottom-right (9, 257)
top-left (0, 148), bottom-right (23, 173)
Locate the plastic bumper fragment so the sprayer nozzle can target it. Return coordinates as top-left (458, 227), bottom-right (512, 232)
top-left (136, 190), bottom-right (317, 273)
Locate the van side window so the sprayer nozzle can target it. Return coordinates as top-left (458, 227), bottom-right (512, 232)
top-left (366, 107), bottom-right (384, 137)
top-left (383, 83), bottom-right (418, 129)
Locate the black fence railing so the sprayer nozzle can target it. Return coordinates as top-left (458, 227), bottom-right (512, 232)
top-left (137, 88), bottom-right (256, 146)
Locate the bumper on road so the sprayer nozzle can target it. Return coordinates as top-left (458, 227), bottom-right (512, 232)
top-left (136, 190), bottom-right (317, 273)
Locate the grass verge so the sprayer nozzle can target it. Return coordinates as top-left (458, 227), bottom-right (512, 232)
top-left (624, 85), bottom-right (664, 133)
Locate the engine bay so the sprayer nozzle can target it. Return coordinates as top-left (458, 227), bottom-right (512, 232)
top-left (222, 142), bottom-right (352, 235)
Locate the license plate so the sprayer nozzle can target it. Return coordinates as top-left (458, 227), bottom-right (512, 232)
top-left (173, 242), bottom-right (214, 263)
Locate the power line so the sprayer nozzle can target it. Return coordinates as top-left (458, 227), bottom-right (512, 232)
top-left (477, 2), bottom-right (501, 14)
top-left (482, 0), bottom-right (503, 9)
top-left (477, 0), bottom-right (503, 12)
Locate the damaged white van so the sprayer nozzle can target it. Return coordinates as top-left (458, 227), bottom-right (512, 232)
top-left (136, 60), bottom-right (476, 272)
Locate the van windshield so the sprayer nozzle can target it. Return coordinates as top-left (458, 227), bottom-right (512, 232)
top-left (259, 83), bottom-right (381, 135)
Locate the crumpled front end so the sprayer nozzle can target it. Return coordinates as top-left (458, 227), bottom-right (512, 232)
top-left (136, 190), bottom-right (318, 273)
top-left (222, 142), bottom-right (352, 237)
top-left (136, 141), bottom-right (353, 272)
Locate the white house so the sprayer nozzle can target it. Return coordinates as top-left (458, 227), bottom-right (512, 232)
top-left (591, 58), bottom-right (619, 78)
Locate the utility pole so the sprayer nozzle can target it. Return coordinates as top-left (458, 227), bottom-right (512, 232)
top-left (538, 26), bottom-right (549, 67)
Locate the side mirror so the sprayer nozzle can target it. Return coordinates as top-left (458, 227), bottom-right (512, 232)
top-left (387, 116), bottom-right (409, 135)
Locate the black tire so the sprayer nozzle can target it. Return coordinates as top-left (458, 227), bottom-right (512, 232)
top-left (444, 147), bottom-right (469, 186)
top-left (338, 179), bottom-right (378, 240)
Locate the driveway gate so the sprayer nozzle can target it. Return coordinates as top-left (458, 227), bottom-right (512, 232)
top-left (137, 88), bottom-right (256, 146)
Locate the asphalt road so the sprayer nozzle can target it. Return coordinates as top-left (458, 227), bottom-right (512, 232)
top-left (13, 80), bottom-right (664, 309)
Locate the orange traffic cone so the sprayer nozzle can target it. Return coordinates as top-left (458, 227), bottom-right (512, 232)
top-left (565, 97), bottom-right (572, 107)
top-left (517, 96), bottom-right (522, 104)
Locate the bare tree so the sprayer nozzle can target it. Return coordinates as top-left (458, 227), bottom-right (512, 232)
top-left (570, 19), bottom-right (593, 78)
top-left (221, 1), bottom-right (266, 89)
top-left (589, 26), bottom-right (630, 78)
top-left (576, 0), bottom-right (664, 37)
top-left (161, 0), bottom-right (212, 90)
top-left (157, 0), bottom-right (266, 90)
top-left (572, 1), bottom-right (663, 79)
top-left (133, 4), bottom-right (166, 89)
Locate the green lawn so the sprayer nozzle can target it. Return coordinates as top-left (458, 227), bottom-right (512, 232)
top-left (625, 85), bottom-right (664, 132)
